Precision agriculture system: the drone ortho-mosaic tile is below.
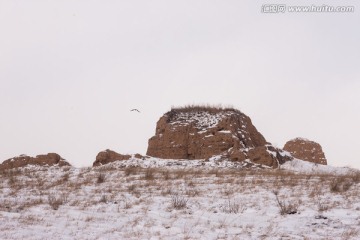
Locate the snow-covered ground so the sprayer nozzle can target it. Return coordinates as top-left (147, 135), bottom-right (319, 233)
top-left (1, 158), bottom-right (360, 239)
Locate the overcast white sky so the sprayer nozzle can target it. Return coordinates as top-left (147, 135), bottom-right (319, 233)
top-left (1, 1), bottom-right (359, 168)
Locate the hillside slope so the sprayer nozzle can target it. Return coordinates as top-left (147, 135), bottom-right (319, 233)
top-left (1, 158), bottom-right (359, 239)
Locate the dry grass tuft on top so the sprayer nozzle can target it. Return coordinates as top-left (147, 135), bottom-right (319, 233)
top-left (168, 104), bottom-right (240, 114)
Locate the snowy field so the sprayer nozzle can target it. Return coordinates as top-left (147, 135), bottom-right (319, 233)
top-left (1, 158), bottom-right (360, 240)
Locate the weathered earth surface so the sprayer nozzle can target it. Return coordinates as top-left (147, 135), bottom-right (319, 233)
top-left (147, 109), bottom-right (266, 159)
top-left (221, 144), bottom-right (293, 168)
top-left (244, 145), bottom-right (292, 168)
top-left (283, 138), bottom-right (327, 165)
top-left (0, 153), bottom-right (70, 170)
top-left (146, 108), bottom-right (293, 168)
top-left (93, 149), bottom-right (145, 167)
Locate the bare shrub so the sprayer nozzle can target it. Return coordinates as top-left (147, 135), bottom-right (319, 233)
top-left (330, 180), bottom-right (342, 193)
top-left (350, 172), bottom-right (360, 183)
top-left (97, 173), bottom-right (106, 184)
top-left (221, 187), bottom-right (234, 197)
top-left (81, 175), bottom-right (93, 185)
top-left (185, 189), bottom-right (199, 197)
top-left (48, 194), bottom-right (67, 210)
top-left (3, 168), bottom-right (22, 178)
top-left (98, 165), bottom-right (116, 172)
top-left (341, 227), bottom-right (359, 239)
top-left (61, 173), bottom-right (70, 182)
top-left (220, 199), bottom-right (242, 214)
top-left (122, 197), bottom-right (132, 209)
top-left (171, 194), bottom-right (188, 210)
top-left (124, 167), bottom-right (138, 176)
top-left (61, 166), bottom-right (71, 172)
top-left (49, 173), bottom-right (70, 187)
top-left (174, 169), bottom-right (188, 179)
top-left (127, 184), bottom-right (140, 196)
top-left (330, 177), bottom-right (353, 193)
top-left (144, 168), bottom-right (155, 180)
top-left (18, 214), bottom-right (44, 225)
top-left (317, 201), bottom-right (330, 212)
top-left (128, 184), bottom-right (136, 192)
top-left (85, 216), bottom-right (94, 222)
top-left (187, 180), bottom-right (195, 187)
top-left (8, 176), bottom-right (18, 186)
top-left (18, 198), bottom-right (44, 211)
top-left (161, 187), bottom-right (172, 196)
top-left (99, 195), bottom-right (107, 203)
top-left (208, 169), bottom-right (221, 178)
top-left (315, 195), bottom-right (330, 212)
top-left (162, 170), bottom-right (170, 180)
top-left (308, 185), bottom-right (322, 198)
top-left (273, 190), bottom-right (298, 215)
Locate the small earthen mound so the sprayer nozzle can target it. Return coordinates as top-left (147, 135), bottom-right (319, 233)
top-left (283, 138), bottom-right (327, 165)
top-left (93, 150), bottom-right (131, 167)
top-left (0, 153), bottom-right (70, 170)
top-left (93, 149), bottom-right (146, 167)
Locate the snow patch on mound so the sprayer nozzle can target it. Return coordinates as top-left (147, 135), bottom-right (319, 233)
top-left (169, 111), bottom-right (238, 131)
top-left (282, 159), bottom-right (358, 175)
top-left (96, 156), bottom-right (271, 170)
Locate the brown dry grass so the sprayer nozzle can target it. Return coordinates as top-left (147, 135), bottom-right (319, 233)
top-left (171, 193), bottom-right (188, 209)
top-left (48, 194), bottom-right (67, 210)
top-left (124, 166), bottom-right (140, 176)
top-left (273, 190), bottom-right (299, 215)
top-left (2, 164), bottom-right (359, 222)
top-left (143, 168), bottom-right (155, 180)
top-left (330, 176), bottom-right (354, 193)
top-left (341, 228), bottom-right (360, 239)
top-left (97, 173), bottom-right (106, 184)
top-left (0, 168), bottom-right (22, 177)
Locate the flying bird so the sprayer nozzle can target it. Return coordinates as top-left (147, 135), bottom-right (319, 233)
top-left (130, 109), bottom-right (140, 113)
